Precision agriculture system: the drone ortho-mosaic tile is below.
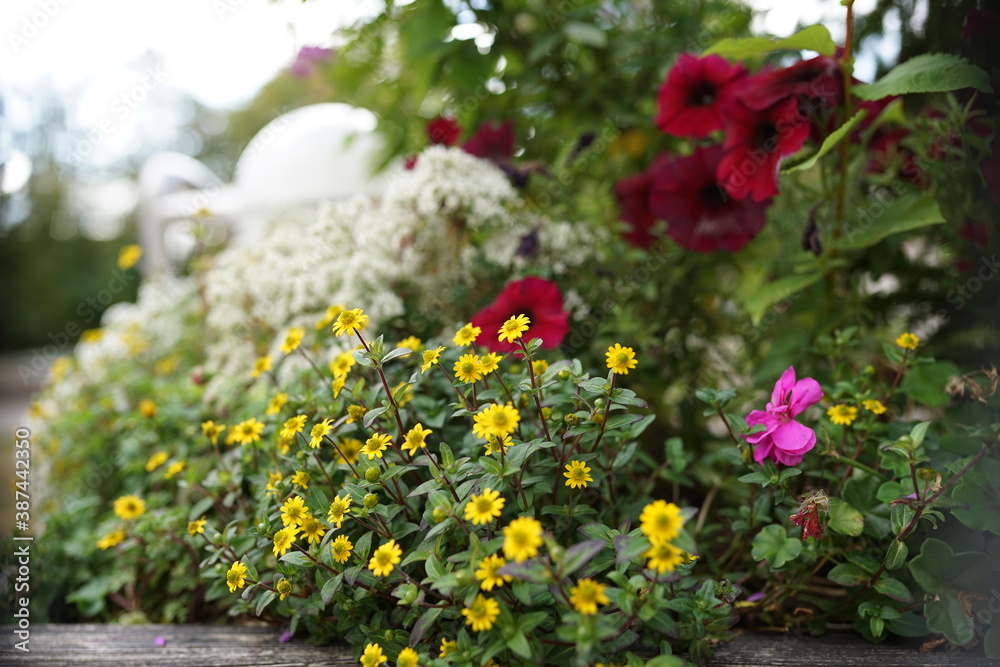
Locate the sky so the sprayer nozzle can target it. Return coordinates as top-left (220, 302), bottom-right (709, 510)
top-left (0, 0), bottom-right (892, 111)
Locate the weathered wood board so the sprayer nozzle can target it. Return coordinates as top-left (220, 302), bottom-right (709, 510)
top-left (0, 624), bottom-right (993, 666)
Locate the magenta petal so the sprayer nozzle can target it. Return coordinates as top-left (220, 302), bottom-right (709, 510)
top-left (788, 378), bottom-right (823, 417)
top-left (770, 366), bottom-right (797, 406)
top-left (771, 420), bottom-right (817, 457)
top-left (753, 438), bottom-right (776, 463)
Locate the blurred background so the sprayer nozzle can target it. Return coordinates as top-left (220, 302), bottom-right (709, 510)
top-left (0, 0), bottom-right (952, 442)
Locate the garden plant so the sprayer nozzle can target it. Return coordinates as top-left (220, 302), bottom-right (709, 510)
top-left (19, 1), bottom-right (1000, 666)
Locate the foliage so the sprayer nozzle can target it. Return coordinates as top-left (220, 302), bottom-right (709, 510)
top-left (20, 1), bottom-right (1000, 663)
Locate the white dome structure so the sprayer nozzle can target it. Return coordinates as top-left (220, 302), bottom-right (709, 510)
top-left (137, 103), bottom-right (390, 272)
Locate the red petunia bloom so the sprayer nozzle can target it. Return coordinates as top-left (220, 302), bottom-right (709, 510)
top-left (427, 117), bottom-right (462, 146)
top-left (463, 121), bottom-right (516, 164)
top-left (613, 170), bottom-right (657, 248)
top-left (982, 135), bottom-right (1000, 207)
top-left (739, 55), bottom-right (842, 112)
top-left (655, 53), bottom-right (748, 138)
top-left (470, 277), bottom-right (570, 353)
top-left (649, 145), bottom-right (772, 253)
top-left (717, 97), bottom-right (811, 202)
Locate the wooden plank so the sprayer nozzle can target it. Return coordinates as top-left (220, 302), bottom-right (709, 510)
top-left (0, 625), bottom-right (992, 666)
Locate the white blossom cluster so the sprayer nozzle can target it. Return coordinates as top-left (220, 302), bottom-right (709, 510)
top-left (200, 146), bottom-right (601, 400)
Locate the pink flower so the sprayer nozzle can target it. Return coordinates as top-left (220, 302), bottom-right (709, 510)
top-left (744, 366), bottom-right (823, 466)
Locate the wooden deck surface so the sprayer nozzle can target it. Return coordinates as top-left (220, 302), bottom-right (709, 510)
top-left (0, 624), bottom-right (992, 666)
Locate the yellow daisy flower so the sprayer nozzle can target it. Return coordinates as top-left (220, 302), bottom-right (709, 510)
top-left (251, 355), bottom-right (272, 379)
top-left (327, 495), bottom-right (353, 528)
top-left (281, 328), bottom-right (304, 355)
top-left (187, 517), bottom-right (207, 536)
top-left (420, 346), bottom-right (445, 373)
top-left (396, 647), bottom-right (419, 667)
top-left (827, 404), bottom-right (858, 426)
top-left (291, 470), bottom-right (310, 489)
top-left (569, 578), bottom-right (609, 615)
top-left (402, 423), bottom-right (433, 454)
top-left (346, 405), bottom-right (367, 424)
top-left (896, 332), bottom-right (920, 350)
top-left (330, 535), bottom-right (353, 564)
top-left (479, 352), bottom-right (503, 374)
top-left (276, 578), bottom-right (294, 601)
top-left (309, 418), bottom-right (334, 449)
top-left (362, 433), bottom-right (392, 460)
top-left (472, 403), bottom-right (520, 439)
top-left (454, 323), bottom-right (482, 346)
top-left (862, 399), bottom-right (887, 415)
top-left (502, 516), bottom-right (543, 562)
top-left (265, 392), bottom-right (289, 416)
top-left (329, 351), bottom-right (356, 378)
top-left (231, 418), bottom-right (265, 445)
top-left (461, 594), bottom-right (500, 631)
top-left (605, 343), bottom-right (638, 375)
top-left (454, 353), bottom-right (483, 383)
top-left (464, 488), bottom-right (505, 525)
top-left (201, 421), bottom-right (226, 445)
top-left (164, 461), bottom-right (185, 480)
top-left (145, 451), bottom-right (168, 472)
top-left (298, 515), bottom-right (327, 544)
top-left (645, 540), bottom-right (685, 574)
top-left (336, 438), bottom-right (363, 465)
top-left (639, 500), bottom-right (684, 543)
top-left (117, 244), bottom-right (142, 270)
top-left (368, 539), bottom-right (403, 577)
top-left (332, 308), bottom-right (369, 337)
top-left (498, 314), bottom-right (530, 343)
top-left (97, 529), bottom-right (126, 550)
top-left (281, 495), bottom-right (310, 527)
top-left (113, 495), bottom-right (146, 520)
top-left (272, 526), bottom-right (298, 557)
top-left (438, 638), bottom-right (457, 658)
top-left (360, 642), bottom-right (387, 667)
top-left (281, 415), bottom-right (308, 440)
top-left (563, 460), bottom-right (592, 489)
top-left (475, 554), bottom-right (512, 591)
top-left (316, 304), bottom-right (345, 330)
top-left (226, 560), bottom-right (248, 592)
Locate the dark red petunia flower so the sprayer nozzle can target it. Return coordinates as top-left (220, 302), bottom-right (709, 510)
top-left (427, 117), bottom-right (462, 146)
top-left (470, 277), bottom-right (570, 353)
top-left (963, 9), bottom-right (1000, 38)
top-left (614, 163), bottom-right (665, 248)
top-left (717, 97), bottom-right (811, 202)
top-left (739, 55), bottom-right (842, 112)
top-left (655, 53), bottom-right (748, 138)
top-left (463, 121), bottom-right (516, 164)
top-left (649, 145), bottom-right (772, 253)
top-left (982, 134), bottom-right (1000, 207)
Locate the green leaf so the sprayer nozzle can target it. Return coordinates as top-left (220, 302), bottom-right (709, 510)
top-left (739, 471), bottom-right (770, 485)
top-left (874, 577), bottom-right (913, 603)
top-left (751, 524), bottom-right (802, 569)
top-left (362, 406), bottom-right (389, 428)
top-left (836, 191), bottom-right (945, 251)
top-left (828, 498), bottom-right (865, 536)
top-left (279, 552), bottom-right (313, 567)
top-left (908, 538), bottom-right (992, 595)
top-left (899, 361), bottom-right (960, 408)
top-left (925, 592), bottom-right (975, 646)
top-left (255, 590), bottom-right (276, 616)
top-left (354, 531), bottom-right (374, 562)
top-left (985, 628), bottom-right (1000, 660)
top-left (380, 347), bottom-right (412, 364)
top-left (507, 631), bottom-right (532, 659)
top-left (853, 53), bottom-right (992, 101)
top-left (744, 271), bottom-right (824, 325)
top-left (560, 540), bottom-right (605, 576)
top-left (321, 573), bottom-right (343, 605)
top-left (704, 25), bottom-right (836, 59)
top-left (827, 562), bottom-right (868, 586)
top-left (885, 540), bottom-right (908, 570)
top-left (951, 457), bottom-right (1000, 535)
top-left (562, 21), bottom-right (607, 48)
top-left (409, 606), bottom-right (442, 646)
top-left (782, 109), bottom-right (868, 173)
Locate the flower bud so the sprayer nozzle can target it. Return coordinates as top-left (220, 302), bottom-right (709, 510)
top-left (564, 413), bottom-right (579, 425)
top-left (589, 412), bottom-right (604, 425)
top-left (558, 369), bottom-right (571, 380)
top-left (365, 467), bottom-right (380, 483)
top-left (541, 407), bottom-right (552, 420)
top-left (594, 398), bottom-right (606, 409)
top-left (518, 394), bottom-right (530, 409)
top-left (363, 493), bottom-right (379, 509)
top-left (917, 467), bottom-right (936, 481)
top-left (432, 506), bottom-right (448, 524)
